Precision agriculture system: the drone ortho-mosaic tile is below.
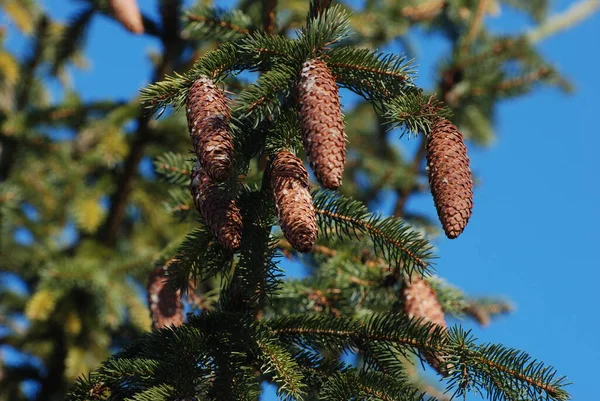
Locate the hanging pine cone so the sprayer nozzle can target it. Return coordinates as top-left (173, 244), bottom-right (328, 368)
top-left (270, 150), bottom-right (317, 253)
top-left (107, 0), bottom-right (144, 34)
top-left (147, 265), bottom-right (184, 330)
top-left (186, 77), bottom-right (235, 182)
top-left (402, 276), bottom-right (448, 374)
top-left (297, 59), bottom-right (346, 190)
top-left (426, 118), bottom-right (473, 239)
top-left (190, 162), bottom-right (242, 251)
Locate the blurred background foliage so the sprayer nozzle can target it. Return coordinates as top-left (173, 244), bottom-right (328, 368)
top-left (0, 0), bottom-right (597, 400)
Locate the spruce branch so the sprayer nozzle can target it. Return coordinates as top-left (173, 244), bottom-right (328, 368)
top-left (238, 32), bottom-right (300, 68)
top-left (300, 5), bottom-right (352, 53)
top-left (232, 65), bottom-right (296, 127)
top-left (162, 225), bottom-right (233, 294)
top-left (182, 5), bottom-right (252, 41)
top-left (384, 93), bottom-right (451, 137)
top-left (326, 47), bottom-right (415, 102)
top-left (140, 44), bottom-right (246, 114)
top-left (312, 190), bottom-right (435, 275)
top-left (269, 313), bottom-right (446, 357)
top-left (445, 328), bottom-right (570, 401)
top-left (51, 7), bottom-right (94, 75)
top-left (470, 66), bottom-right (554, 97)
top-left (154, 152), bottom-right (193, 186)
top-left (253, 324), bottom-right (307, 400)
top-left (269, 314), bottom-right (570, 401)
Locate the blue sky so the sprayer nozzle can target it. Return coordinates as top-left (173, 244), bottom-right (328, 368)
top-left (4, 0), bottom-right (600, 399)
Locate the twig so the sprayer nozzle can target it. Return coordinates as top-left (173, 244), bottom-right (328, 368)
top-left (262, 0), bottom-right (277, 34)
top-left (185, 14), bottom-right (250, 35)
top-left (101, 4), bottom-right (184, 246)
top-left (462, 0), bottom-right (489, 53)
top-left (527, 0), bottom-right (600, 44)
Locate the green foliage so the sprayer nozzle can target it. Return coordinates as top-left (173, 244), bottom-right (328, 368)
top-left (183, 5), bottom-right (252, 41)
top-left (0, 0), bottom-right (585, 400)
top-left (50, 7), bottom-right (94, 75)
top-left (312, 190), bottom-right (435, 276)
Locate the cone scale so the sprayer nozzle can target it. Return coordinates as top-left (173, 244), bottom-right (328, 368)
top-left (190, 162), bottom-right (242, 251)
top-left (186, 77), bottom-right (235, 182)
top-left (402, 276), bottom-right (448, 374)
top-left (426, 118), bottom-right (474, 239)
top-left (270, 151), bottom-right (317, 253)
top-left (297, 59), bottom-right (346, 190)
top-left (147, 265), bottom-right (184, 330)
top-left (107, 0), bottom-right (144, 34)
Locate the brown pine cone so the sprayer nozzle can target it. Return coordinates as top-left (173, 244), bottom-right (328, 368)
top-left (297, 59), bottom-right (346, 190)
top-left (190, 162), bottom-right (242, 251)
top-left (426, 118), bottom-right (473, 239)
top-left (107, 0), bottom-right (144, 34)
top-left (402, 276), bottom-right (448, 374)
top-left (186, 77), bottom-right (234, 182)
top-left (147, 265), bottom-right (184, 330)
top-left (270, 151), bottom-right (317, 253)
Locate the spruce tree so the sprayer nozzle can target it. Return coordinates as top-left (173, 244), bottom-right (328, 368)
top-left (0, 0), bottom-right (596, 400)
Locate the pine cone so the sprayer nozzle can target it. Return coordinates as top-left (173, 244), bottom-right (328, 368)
top-left (107, 0), bottom-right (144, 34)
top-left (186, 77), bottom-right (235, 182)
top-left (190, 162), bottom-right (242, 251)
top-left (297, 59), bottom-right (346, 190)
top-left (147, 265), bottom-right (184, 330)
top-left (270, 151), bottom-right (317, 253)
top-left (426, 118), bottom-right (473, 239)
top-left (402, 276), bottom-right (448, 374)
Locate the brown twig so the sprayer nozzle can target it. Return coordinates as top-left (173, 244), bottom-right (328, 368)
top-left (462, 0), bottom-right (489, 53)
top-left (262, 0), bottom-right (277, 34)
top-left (101, 3), bottom-right (184, 246)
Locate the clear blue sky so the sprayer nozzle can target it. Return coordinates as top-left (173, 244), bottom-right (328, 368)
top-left (6, 0), bottom-right (600, 399)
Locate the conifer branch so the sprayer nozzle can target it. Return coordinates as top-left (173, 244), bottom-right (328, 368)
top-left (183, 5), bottom-right (252, 41)
top-left (301, 5), bottom-right (352, 52)
top-left (51, 7), bottom-right (94, 75)
top-left (253, 330), bottom-right (307, 400)
top-left (162, 225), bottom-right (233, 293)
top-left (154, 152), bottom-right (193, 186)
top-left (312, 190), bottom-right (435, 275)
top-left (232, 65), bottom-right (296, 126)
top-left (326, 47), bottom-right (415, 102)
top-left (470, 66), bottom-right (552, 96)
top-left (140, 44), bottom-right (241, 113)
